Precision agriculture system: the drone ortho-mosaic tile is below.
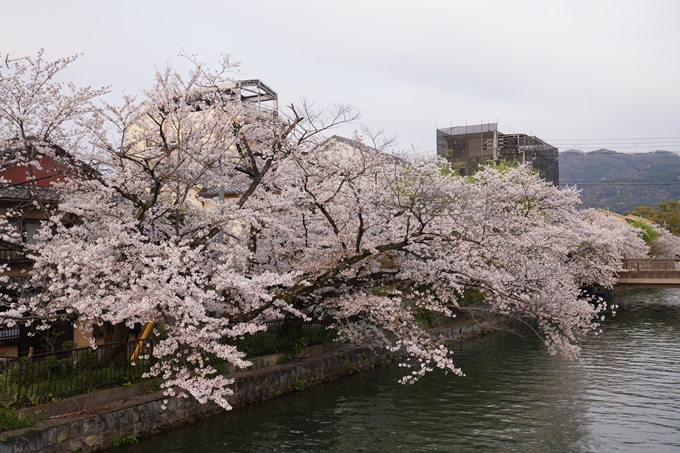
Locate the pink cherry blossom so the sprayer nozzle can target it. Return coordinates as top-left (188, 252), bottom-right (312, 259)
top-left (0, 53), bottom-right (650, 409)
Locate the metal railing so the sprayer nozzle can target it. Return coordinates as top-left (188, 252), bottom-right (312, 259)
top-left (0, 339), bottom-right (155, 406)
top-left (222, 319), bottom-right (329, 358)
top-left (0, 326), bottom-right (20, 341)
top-left (0, 249), bottom-right (23, 261)
top-left (0, 320), bottom-right (330, 407)
top-left (127, 339), bottom-right (155, 381)
top-left (622, 258), bottom-right (680, 271)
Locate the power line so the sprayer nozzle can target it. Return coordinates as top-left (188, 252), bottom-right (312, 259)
top-left (560, 146), bottom-right (680, 150)
top-left (562, 180), bottom-right (680, 182)
top-left (556, 143), bottom-right (680, 146)
top-left (545, 136), bottom-right (680, 152)
top-left (555, 142), bottom-right (680, 145)
top-left (558, 143), bottom-right (680, 147)
top-left (547, 136), bottom-right (680, 141)
top-left (560, 180), bottom-right (680, 186)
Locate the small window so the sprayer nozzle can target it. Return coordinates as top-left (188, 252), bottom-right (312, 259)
top-left (24, 221), bottom-right (40, 245)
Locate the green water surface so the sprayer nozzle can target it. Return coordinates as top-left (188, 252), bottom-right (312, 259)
top-left (118, 289), bottom-right (680, 452)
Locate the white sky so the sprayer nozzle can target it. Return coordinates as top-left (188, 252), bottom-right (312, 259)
top-left (3, 0), bottom-right (680, 154)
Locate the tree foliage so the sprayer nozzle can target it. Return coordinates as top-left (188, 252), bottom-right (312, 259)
top-left (629, 200), bottom-right (680, 236)
top-left (0, 52), bottom-right (649, 409)
top-left (628, 220), bottom-right (659, 246)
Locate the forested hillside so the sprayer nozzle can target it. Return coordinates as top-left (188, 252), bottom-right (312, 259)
top-left (559, 152), bottom-right (680, 214)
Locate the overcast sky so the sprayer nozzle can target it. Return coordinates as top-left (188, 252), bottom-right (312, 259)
top-left (3, 0), bottom-right (680, 154)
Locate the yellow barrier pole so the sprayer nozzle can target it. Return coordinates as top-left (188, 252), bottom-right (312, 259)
top-left (131, 320), bottom-right (155, 361)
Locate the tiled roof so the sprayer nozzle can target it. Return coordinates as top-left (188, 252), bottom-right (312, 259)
top-left (196, 180), bottom-right (250, 198)
top-left (0, 185), bottom-right (60, 202)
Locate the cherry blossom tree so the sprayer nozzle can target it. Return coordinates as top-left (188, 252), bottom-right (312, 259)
top-left (0, 50), bottom-right (106, 249)
top-left (650, 228), bottom-right (680, 257)
top-left (0, 53), bottom-right (649, 409)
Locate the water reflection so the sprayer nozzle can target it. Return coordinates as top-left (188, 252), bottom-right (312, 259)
top-left (580, 289), bottom-right (680, 452)
top-left (118, 289), bottom-right (680, 452)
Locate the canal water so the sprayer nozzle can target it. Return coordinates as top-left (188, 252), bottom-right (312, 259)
top-left (119, 289), bottom-right (680, 452)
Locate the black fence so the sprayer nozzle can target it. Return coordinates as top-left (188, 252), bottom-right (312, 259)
top-left (0, 339), bottom-right (155, 406)
top-left (0, 320), bottom-right (329, 407)
top-left (227, 319), bottom-right (329, 358)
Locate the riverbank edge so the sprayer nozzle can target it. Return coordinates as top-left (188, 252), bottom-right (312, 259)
top-left (0, 316), bottom-right (510, 453)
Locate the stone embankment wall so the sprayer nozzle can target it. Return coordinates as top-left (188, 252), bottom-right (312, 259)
top-left (0, 317), bottom-right (505, 452)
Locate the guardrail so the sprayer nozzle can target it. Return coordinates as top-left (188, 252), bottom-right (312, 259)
top-left (622, 258), bottom-right (680, 271)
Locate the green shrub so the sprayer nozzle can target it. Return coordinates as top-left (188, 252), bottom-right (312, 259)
top-left (0, 410), bottom-right (34, 433)
top-left (111, 432), bottom-right (138, 447)
top-left (233, 322), bottom-right (329, 360)
top-left (413, 309), bottom-right (443, 329)
top-left (278, 328), bottom-right (308, 361)
top-left (75, 350), bottom-right (101, 371)
top-left (629, 220), bottom-right (659, 246)
top-left (0, 352), bottom-right (129, 406)
top-left (151, 323), bottom-right (169, 341)
top-left (292, 379), bottom-right (305, 392)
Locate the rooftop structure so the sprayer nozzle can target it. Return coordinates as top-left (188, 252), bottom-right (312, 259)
top-left (214, 79), bottom-right (278, 116)
top-left (436, 123), bottom-right (559, 185)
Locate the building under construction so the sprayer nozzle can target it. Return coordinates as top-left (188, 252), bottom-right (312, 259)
top-left (436, 123), bottom-right (559, 185)
top-left (184, 79), bottom-right (279, 117)
top-left (215, 79), bottom-right (278, 116)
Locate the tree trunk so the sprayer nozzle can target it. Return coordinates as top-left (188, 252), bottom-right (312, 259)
top-left (101, 322), bottom-right (129, 344)
top-left (100, 322), bottom-right (129, 366)
top-left (277, 316), bottom-right (306, 358)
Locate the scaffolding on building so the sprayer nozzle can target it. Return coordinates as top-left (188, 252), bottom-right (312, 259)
top-left (436, 122), bottom-right (558, 185)
top-left (215, 79), bottom-right (278, 116)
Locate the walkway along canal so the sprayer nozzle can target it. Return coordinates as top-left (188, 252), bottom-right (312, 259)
top-left (0, 316), bottom-right (504, 452)
top-left (114, 288), bottom-right (680, 453)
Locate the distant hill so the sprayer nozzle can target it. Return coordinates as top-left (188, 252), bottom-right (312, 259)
top-left (559, 151), bottom-right (680, 214)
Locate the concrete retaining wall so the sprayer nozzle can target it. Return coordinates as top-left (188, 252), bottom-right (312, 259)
top-left (0, 317), bottom-right (504, 452)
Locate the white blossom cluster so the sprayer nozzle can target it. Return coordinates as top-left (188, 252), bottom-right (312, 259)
top-left (0, 52), bottom-right (649, 409)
